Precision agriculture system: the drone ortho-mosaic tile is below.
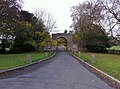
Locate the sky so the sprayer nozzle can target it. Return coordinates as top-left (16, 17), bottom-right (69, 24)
top-left (23, 0), bottom-right (85, 33)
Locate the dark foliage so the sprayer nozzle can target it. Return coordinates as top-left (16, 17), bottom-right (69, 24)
top-left (85, 31), bottom-right (110, 53)
top-left (10, 43), bottom-right (36, 53)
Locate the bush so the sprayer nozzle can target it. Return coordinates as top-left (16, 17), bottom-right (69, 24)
top-left (10, 43), bottom-right (36, 53)
top-left (86, 45), bottom-right (107, 53)
top-left (85, 35), bottom-right (110, 53)
top-left (0, 49), bottom-right (5, 54)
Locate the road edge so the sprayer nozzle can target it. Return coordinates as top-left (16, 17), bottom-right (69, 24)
top-left (68, 52), bottom-right (120, 89)
top-left (0, 52), bottom-right (57, 78)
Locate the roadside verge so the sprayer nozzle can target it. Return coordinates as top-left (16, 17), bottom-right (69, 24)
top-left (69, 52), bottom-right (120, 89)
top-left (0, 52), bottom-right (57, 78)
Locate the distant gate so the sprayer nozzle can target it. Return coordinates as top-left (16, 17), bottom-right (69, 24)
top-left (52, 33), bottom-right (77, 51)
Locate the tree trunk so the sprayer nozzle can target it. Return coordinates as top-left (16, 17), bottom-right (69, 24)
top-left (37, 44), bottom-right (39, 52)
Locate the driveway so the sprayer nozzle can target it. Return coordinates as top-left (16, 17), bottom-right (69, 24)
top-left (0, 51), bottom-right (113, 89)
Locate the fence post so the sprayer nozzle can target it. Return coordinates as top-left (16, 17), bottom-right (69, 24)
top-left (78, 51), bottom-right (81, 57)
top-left (91, 54), bottom-right (96, 62)
top-left (27, 54), bottom-right (32, 63)
top-left (46, 52), bottom-right (48, 57)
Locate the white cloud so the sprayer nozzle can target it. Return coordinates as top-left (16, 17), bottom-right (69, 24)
top-left (23, 0), bottom-right (85, 33)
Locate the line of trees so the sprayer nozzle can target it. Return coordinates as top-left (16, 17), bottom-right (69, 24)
top-left (71, 0), bottom-right (120, 53)
top-left (0, 0), bottom-right (56, 53)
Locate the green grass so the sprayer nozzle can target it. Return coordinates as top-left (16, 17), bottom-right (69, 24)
top-left (0, 52), bottom-right (54, 70)
top-left (107, 45), bottom-right (120, 51)
top-left (73, 52), bottom-right (120, 80)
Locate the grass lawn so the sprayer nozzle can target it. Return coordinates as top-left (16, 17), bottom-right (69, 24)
top-left (73, 52), bottom-right (120, 80)
top-left (107, 45), bottom-right (120, 51)
top-left (0, 52), bottom-right (54, 70)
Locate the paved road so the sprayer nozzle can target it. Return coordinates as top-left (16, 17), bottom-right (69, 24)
top-left (0, 52), bottom-right (113, 89)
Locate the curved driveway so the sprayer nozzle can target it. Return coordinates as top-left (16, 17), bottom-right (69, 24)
top-left (0, 52), bottom-right (113, 89)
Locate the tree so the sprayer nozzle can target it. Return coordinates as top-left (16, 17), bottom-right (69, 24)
top-left (0, 1), bottom-right (55, 53)
top-left (99, 0), bottom-right (120, 43)
top-left (51, 40), bottom-right (57, 51)
top-left (33, 9), bottom-right (57, 52)
top-left (33, 21), bottom-right (46, 52)
top-left (72, 31), bottom-right (83, 50)
top-left (10, 10), bottom-right (36, 53)
top-left (0, 0), bottom-right (23, 53)
top-left (100, 0), bottom-right (120, 22)
top-left (64, 30), bottom-right (67, 33)
top-left (52, 40), bottom-right (57, 47)
top-left (0, 39), bottom-right (11, 53)
top-left (71, 1), bottom-right (102, 48)
top-left (12, 10), bottom-right (52, 53)
top-left (21, 10), bottom-right (36, 23)
top-left (34, 9), bottom-right (57, 33)
top-left (85, 25), bottom-right (110, 52)
top-left (0, 0), bottom-right (22, 36)
top-left (71, 1), bottom-right (110, 52)
top-left (57, 38), bottom-right (67, 46)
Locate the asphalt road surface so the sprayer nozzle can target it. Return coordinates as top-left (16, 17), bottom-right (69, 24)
top-left (0, 51), bottom-right (113, 89)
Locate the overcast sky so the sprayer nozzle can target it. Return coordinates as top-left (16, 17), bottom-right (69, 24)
top-left (23, 0), bottom-right (85, 33)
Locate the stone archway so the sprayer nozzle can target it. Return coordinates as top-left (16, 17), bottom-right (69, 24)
top-left (57, 37), bottom-right (67, 50)
top-left (52, 33), bottom-right (76, 51)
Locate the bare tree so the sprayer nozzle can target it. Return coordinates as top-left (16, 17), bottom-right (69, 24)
top-left (34, 8), bottom-right (57, 33)
top-left (46, 13), bottom-right (57, 32)
top-left (70, 1), bottom-right (105, 49)
top-left (100, 0), bottom-right (120, 22)
top-left (99, 0), bottom-right (120, 43)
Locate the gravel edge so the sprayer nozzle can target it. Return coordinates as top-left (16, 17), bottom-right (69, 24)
top-left (69, 52), bottom-right (120, 89)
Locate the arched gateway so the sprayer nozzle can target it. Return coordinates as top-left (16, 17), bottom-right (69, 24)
top-left (52, 33), bottom-right (77, 51)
